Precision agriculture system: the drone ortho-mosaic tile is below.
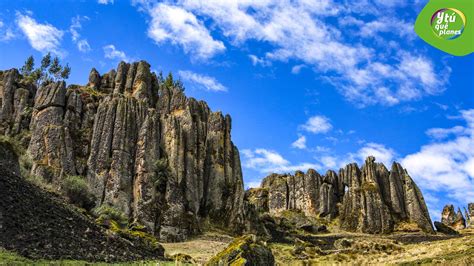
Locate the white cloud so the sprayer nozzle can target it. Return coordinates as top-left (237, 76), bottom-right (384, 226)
top-left (401, 109), bottom-right (474, 204)
top-left (291, 135), bottom-right (307, 149)
top-left (70, 16), bottom-right (91, 53)
top-left (249, 54), bottom-right (270, 67)
top-left (357, 143), bottom-right (396, 166)
top-left (320, 155), bottom-right (338, 169)
top-left (178, 70), bottom-right (227, 92)
top-left (133, 0), bottom-right (448, 107)
top-left (16, 12), bottom-right (64, 55)
top-left (245, 180), bottom-right (262, 189)
top-left (146, 3), bottom-right (225, 60)
top-left (0, 20), bottom-right (15, 42)
top-left (242, 148), bottom-right (320, 174)
top-left (103, 44), bottom-right (129, 62)
top-left (98, 0), bottom-right (114, 4)
top-left (426, 126), bottom-right (467, 140)
top-left (291, 64), bottom-right (306, 74)
top-left (358, 17), bottom-right (416, 40)
top-left (300, 115), bottom-right (332, 134)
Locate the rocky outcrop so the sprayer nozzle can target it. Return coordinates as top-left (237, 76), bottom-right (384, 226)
top-left (454, 208), bottom-right (466, 230)
top-left (466, 203), bottom-right (474, 228)
top-left (0, 61), bottom-right (244, 242)
top-left (434, 221), bottom-right (459, 235)
top-left (441, 205), bottom-right (456, 226)
top-left (441, 204), bottom-right (467, 230)
top-left (260, 169), bottom-right (342, 219)
top-left (206, 234), bottom-right (274, 266)
top-left (0, 69), bottom-right (36, 136)
top-left (251, 156), bottom-right (434, 234)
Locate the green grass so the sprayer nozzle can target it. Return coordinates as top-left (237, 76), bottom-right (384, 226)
top-left (0, 249), bottom-right (175, 265)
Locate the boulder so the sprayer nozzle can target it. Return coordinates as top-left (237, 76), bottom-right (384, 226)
top-left (206, 235), bottom-right (274, 266)
top-left (434, 221), bottom-right (459, 235)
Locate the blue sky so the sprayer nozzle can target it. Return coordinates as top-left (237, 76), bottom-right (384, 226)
top-left (0, 0), bottom-right (473, 222)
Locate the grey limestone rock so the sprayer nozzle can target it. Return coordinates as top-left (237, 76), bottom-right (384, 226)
top-left (253, 156), bottom-right (434, 234)
top-left (1, 61), bottom-right (245, 242)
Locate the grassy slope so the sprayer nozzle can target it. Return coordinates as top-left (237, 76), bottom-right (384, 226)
top-left (0, 248), bottom-right (174, 265)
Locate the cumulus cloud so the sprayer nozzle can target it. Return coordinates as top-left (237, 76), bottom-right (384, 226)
top-left (103, 44), bottom-right (129, 62)
top-left (401, 109), bottom-right (474, 203)
top-left (16, 12), bottom-right (64, 55)
top-left (145, 3), bottom-right (225, 60)
top-left (131, 0), bottom-right (448, 106)
top-left (178, 70), bottom-right (227, 92)
top-left (300, 115), bottom-right (333, 134)
top-left (357, 143), bottom-right (396, 166)
top-left (291, 135), bottom-right (307, 149)
top-left (242, 148), bottom-right (320, 174)
top-left (70, 16), bottom-right (91, 52)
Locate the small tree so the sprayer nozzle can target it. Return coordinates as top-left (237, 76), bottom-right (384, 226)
top-left (19, 53), bottom-right (71, 86)
top-left (162, 72), bottom-right (185, 91)
top-left (62, 175), bottom-right (97, 211)
top-left (41, 52), bottom-right (51, 70)
top-left (20, 56), bottom-right (34, 77)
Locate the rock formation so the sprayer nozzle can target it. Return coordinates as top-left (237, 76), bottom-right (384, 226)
top-left (441, 204), bottom-right (467, 230)
top-left (1, 61), bottom-right (436, 243)
top-left (0, 69), bottom-right (36, 136)
top-left (250, 156), bottom-right (434, 234)
top-left (441, 205), bottom-right (456, 226)
top-left (466, 203), bottom-right (474, 228)
top-left (0, 61), bottom-right (244, 242)
top-left (206, 235), bottom-right (275, 266)
top-left (434, 221), bottom-right (459, 235)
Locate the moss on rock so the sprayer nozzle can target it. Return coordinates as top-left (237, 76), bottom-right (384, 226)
top-left (206, 234), bottom-right (274, 266)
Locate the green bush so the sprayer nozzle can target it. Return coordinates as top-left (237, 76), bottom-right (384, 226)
top-left (62, 175), bottom-right (97, 211)
top-left (92, 204), bottom-right (128, 227)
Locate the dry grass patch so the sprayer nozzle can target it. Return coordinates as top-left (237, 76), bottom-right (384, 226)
top-left (161, 231), bottom-right (234, 265)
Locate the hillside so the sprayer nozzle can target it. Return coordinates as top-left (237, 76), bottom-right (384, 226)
top-left (0, 139), bottom-right (165, 262)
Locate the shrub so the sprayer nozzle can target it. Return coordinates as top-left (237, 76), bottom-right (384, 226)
top-left (0, 135), bottom-right (25, 156)
top-left (92, 204), bottom-right (128, 227)
top-left (62, 175), bottom-right (97, 211)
